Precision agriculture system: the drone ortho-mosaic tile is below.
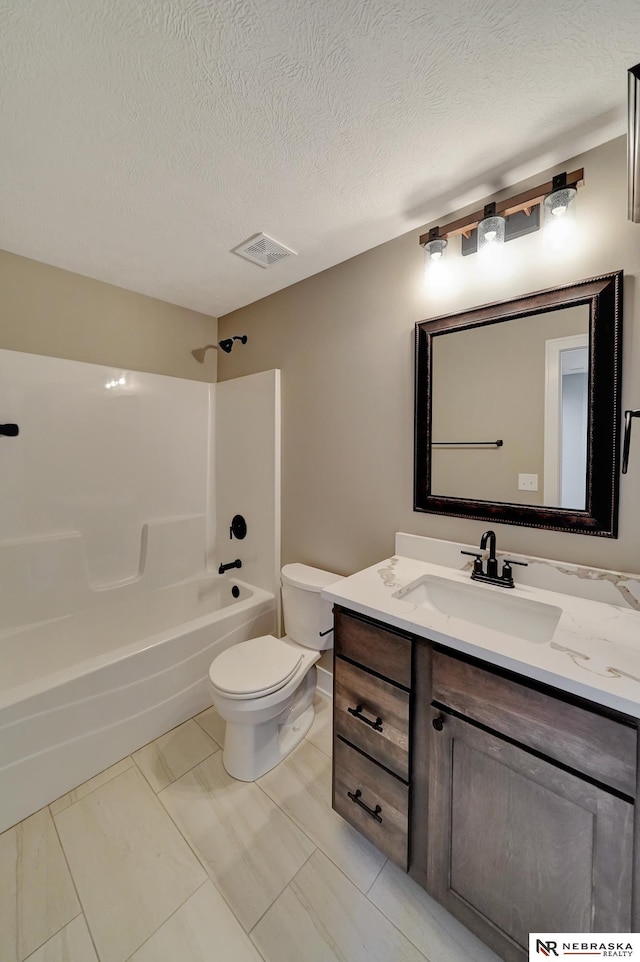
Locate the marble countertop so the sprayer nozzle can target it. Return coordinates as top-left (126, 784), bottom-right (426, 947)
top-left (322, 551), bottom-right (640, 719)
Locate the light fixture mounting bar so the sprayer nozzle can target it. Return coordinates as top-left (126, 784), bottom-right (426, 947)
top-left (419, 168), bottom-right (584, 246)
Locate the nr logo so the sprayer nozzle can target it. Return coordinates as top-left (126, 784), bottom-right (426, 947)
top-left (536, 941), bottom-right (559, 957)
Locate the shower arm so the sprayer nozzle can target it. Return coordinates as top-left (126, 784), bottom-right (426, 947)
top-left (191, 336), bottom-right (247, 363)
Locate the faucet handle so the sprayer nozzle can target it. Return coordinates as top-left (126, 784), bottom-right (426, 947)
top-left (461, 550), bottom-right (484, 575)
top-left (500, 558), bottom-right (528, 586)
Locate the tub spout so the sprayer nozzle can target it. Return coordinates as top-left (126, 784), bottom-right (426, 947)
top-left (219, 559), bottom-right (242, 574)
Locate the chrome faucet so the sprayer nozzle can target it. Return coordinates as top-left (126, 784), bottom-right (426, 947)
top-left (461, 530), bottom-right (527, 588)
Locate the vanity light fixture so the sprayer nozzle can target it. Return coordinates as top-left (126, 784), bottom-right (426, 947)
top-left (543, 172), bottom-right (577, 218)
top-left (423, 227), bottom-right (448, 261)
top-left (477, 202), bottom-right (506, 253)
top-left (419, 168), bottom-right (584, 260)
top-left (542, 172), bottom-right (577, 249)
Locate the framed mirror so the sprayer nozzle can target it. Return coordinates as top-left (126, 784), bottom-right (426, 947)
top-left (414, 271), bottom-right (623, 536)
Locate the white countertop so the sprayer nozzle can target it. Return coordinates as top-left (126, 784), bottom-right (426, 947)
top-left (322, 553), bottom-right (640, 719)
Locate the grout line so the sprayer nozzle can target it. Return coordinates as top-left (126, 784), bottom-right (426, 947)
top-left (122, 879), bottom-right (210, 962)
top-left (192, 713), bottom-right (223, 749)
top-left (247, 846), bottom-right (317, 937)
top-left (153, 770), bottom-right (255, 935)
top-left (12, 821), bottom-right (18, 962)
top-left (49, 756), bottom-right (135, 817)
top-left (362, 864), bottom-right (494, 962)
top-left (254, 741), bottom-right (386, 899)
top-left (19, 912), bottom-right (83, 962)
top-left (154, 742), bottom-right (321, 939)
top-left (365, 856), bottom-right (387, 894)
top-left (49, 763), bottom-right (206, 962)
top-left (131, 744), bottom-right (220, 794)
top-left (49, 813), bottom-right (103, 962)
top-left (253, 776), bottom-right (320, 857)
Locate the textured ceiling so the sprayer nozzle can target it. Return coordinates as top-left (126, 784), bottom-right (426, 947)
top-left (1, 0), bottom-right (638, 316)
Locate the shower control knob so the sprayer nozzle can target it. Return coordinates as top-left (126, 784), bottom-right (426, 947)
top-left (229, 515), bottom-right (247, 540)
top-left (432, 715), bottom-right (445, 732)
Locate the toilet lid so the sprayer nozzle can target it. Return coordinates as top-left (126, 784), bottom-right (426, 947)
top-left (209, 636), bottom-right (303, 697)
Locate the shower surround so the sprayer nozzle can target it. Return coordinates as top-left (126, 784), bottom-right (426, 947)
top-left (0, 350), bottom-right (280, 832)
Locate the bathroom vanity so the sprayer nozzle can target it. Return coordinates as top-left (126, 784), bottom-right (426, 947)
top-left (325, 536), bottom-right (640, 962)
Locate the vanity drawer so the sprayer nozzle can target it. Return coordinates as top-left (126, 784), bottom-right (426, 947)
top-left (334, 607), bottom-right (412, 688)
top-left (333, 737), bottom-right (409, 869)
top-left (432, 650), bottom-right (637, 797)
top-left (334, 657), bottom-right (410, 780)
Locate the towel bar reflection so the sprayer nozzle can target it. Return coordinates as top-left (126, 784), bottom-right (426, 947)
top-left (432, 439), bottom-right (503, 447)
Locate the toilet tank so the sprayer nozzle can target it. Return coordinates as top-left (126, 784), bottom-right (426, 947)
top-left (281, 563), bottom-right (343, 651)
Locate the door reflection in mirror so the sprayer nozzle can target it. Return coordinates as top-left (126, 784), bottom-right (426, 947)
top-left (543, 336), bottom-right (589, 509)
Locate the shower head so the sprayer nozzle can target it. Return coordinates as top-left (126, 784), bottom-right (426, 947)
top-left (191, 336), bottom-right (248, 363)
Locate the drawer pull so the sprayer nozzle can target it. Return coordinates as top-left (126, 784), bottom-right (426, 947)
top-left (347, 704), bottom-right (383, 732)
top-left (347, 788), bottom-right (382, 823)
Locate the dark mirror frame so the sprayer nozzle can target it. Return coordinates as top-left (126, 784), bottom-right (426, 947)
top-left (414, 271), bottom-right (623, 537)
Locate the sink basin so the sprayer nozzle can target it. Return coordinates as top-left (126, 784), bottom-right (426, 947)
top-left (393, 575), bottom-right (562, 643)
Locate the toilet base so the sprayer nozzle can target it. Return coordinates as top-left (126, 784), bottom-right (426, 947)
top-left (221, 668), bottom-right (317, 781)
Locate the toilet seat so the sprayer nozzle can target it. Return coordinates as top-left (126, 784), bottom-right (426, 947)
top-left (209, 636), bottom-right (303, 699)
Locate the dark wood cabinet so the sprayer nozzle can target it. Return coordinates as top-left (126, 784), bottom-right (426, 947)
top-left (332, 607), bottom-right (412, 870)
top-left (334, 657), bottom-right (410, 780)
top-left (331, 605), bottom-right (639, 962)
top-left (424, 707), bottom-right (633, 962)
top-left (333, 737), bottom-right (409, 866)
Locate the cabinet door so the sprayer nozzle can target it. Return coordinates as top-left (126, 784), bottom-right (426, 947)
top-left (426, 710), bottom-right (633, 962)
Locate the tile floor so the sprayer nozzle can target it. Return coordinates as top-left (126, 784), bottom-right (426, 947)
top-left (1, 693), bottom-right (501, 962)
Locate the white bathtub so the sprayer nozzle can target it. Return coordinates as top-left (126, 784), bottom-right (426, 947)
top-left (0, 574), bottom-right (276, 833)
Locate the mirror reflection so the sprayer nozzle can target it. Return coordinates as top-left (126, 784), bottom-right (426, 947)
top-left (431, 305), bottom-right (590, 508)
top-left (414, 271), bottom-right (622, 537)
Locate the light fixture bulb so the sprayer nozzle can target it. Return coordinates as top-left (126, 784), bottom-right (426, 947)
top-left (477, 212), bottom-right (506, 254)
top-left (543, 185), bottom-right (577, 250)
top-left (423, 237), bottom-right (448, 261)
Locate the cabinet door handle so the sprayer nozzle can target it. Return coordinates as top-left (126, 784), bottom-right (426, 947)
top-left (432, 714), bottom-right (445, 731)
top-left (347, 704), bottom-right (383, 732)
top-left (347, 789), bottom-right (382, 823)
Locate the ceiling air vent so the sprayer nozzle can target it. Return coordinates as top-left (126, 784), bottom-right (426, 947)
top-left (232, 233), bottom-right (297, 269)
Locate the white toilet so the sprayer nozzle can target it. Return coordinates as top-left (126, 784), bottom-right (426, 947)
top-left (208, 563), bottom-right (342, 781)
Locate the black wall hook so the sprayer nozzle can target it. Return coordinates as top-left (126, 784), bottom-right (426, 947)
top-left (0, 424), bottom-right (19, 437)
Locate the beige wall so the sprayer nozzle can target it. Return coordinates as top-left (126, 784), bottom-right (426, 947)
top-left (0, 250), bottom-right (218, 381)
top-left (219, 135), bottom-right (640, 577)
top-left (431, 306), bottom-right (589, 504)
